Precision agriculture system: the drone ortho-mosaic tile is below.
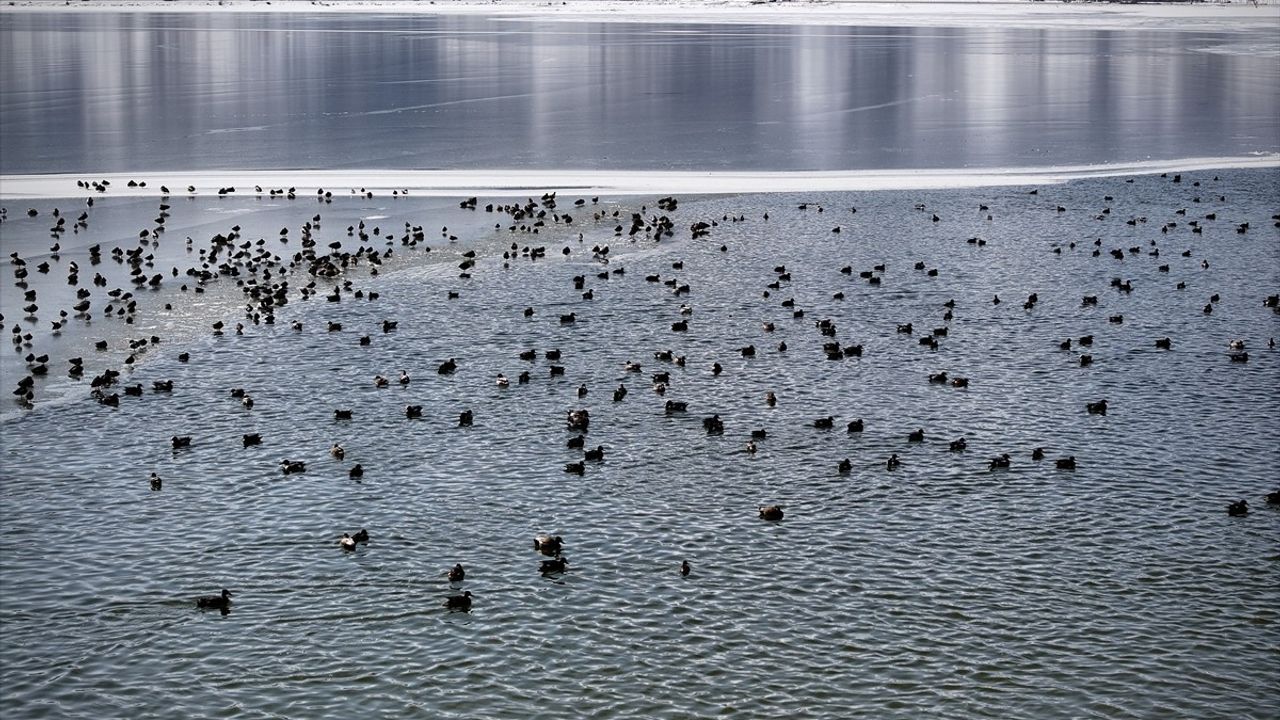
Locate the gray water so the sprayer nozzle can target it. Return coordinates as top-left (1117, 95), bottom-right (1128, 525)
top-left (1, 12), bottom-right (1278, 174)
top-left (2, 169), bottom-right (1279, 719)
top-left (2, 10), bottom-right (1280, 720)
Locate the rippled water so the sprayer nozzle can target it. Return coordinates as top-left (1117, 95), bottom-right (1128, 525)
top-left (2, 12), bottom-right (1278, 174)
top-left (2, 168), bottom-right (1278, 718)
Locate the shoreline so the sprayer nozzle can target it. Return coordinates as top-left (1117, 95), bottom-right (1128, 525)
top-left (3, 155), bottom-right (1278, 199)
top-left (2, 0), bottom-right (1278, 33)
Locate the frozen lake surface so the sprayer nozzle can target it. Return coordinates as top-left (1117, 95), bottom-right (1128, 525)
top-left (1, 12), bottom-right (1278, 174)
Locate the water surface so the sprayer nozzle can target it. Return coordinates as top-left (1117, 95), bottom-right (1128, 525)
top-left (1, 13), bottom-right (1277, 174)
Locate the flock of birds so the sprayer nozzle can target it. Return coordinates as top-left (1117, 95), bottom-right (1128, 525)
top-left (2, 171), bottom-right (1278, 614)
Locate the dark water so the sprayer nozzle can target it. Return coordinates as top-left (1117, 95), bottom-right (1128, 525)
top-left (1, 12), bottom-right (1278, 174)
top-left (2, 168), bottom-right (1279, 718)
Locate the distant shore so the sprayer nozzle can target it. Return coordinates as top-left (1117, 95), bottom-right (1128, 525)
top-left (4, 0), bottom-right (1279, 33)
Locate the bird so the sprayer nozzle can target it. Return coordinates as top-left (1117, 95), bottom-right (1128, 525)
top-left (886, 454), bottom-right (901, 470)
top-left (448, 563), bottom-right (465, 582)
top-left (908, 428), bottom-right (925, 442)
top-left (149, 472), bottom-right (162, 491)
top-left (171, 435), bottom-right (192, 449)
top-left (1056, 456), bottom-right (1076, 470)
top-left (444, 591), bottom-right (473, 611)
top-left (196, 588), bottom-right (232, 611)
top-left (534, 535), bottom-right (563, 555)
top-left (564, 460), bottom-right (585, 475)
top-left (1227, 500), bottom-right (1248, 517)
top-left (681, 560), bottom-right (691, 576)
top-left (1086, 399), bottom-right (1108, 415)
top-left (340, 533), bottom-right (357, 551)
top-left (759, 505), bottom-right (784, 521)
top-left (584, 445), bottom-right (605, 462)
top-left (1032, 447), bottom-right (1045, 461)
top-left (330, 442), bottom-right (345, 460)
top-left (837, 458), bottom-right (852, 474)
top-left (348, 464), bottom-right (364, 479)
top-left (242, 433), bottom-right (262, 447)
top-left (989, 454), bottom-right (1012, 470)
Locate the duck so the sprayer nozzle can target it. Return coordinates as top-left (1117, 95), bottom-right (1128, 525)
top-left (664, 400), bottom-right (687, 414)
top-left (908, 428), bottom-right (925, 442)
top-left (399, 370), bottom-right (411, 385)
top-left (564, 460), bottom-right (585, 475)
top-left (196, 588), bottom-right (232, 611)
top-left (459, 409), bottom-right (474, 427)
top-left (886, 454), bottom-right (901, 470)
top-left (540, 556), bottom-right (569, 574)
top-left (373, 374), bottom-right (389, 388)
top-left (330, 442), bottom-right (345, 460)
top-left (1031, 447), bottom-right (1045, 461)
top-left (534, 535), bottom-right (563, 555)
top-left (989, 453), bottom-right (1011, 470)
top-left (745, 440), bottom-right (757, 454)
top-left (847, 419), bottom-right (864, 433)
top-left (149, 472), bottom-right (162, 491)
top-left (758, 505), bottom-right (784, 521)
top-left (1056, 456), bottom-right (1076, 470)
top-left (496, 373), bottom-right (509, 387)
top-left (348, 464), bottom-right (364, 479)
top-left (444, 591), bottom-right (473, 611)
top-left (813, 416), bottom-right (835, 429)
top-left (681, 560), bottom-right (691, 576)
top-left (339, 533), bottom-right (357, 551)
top-left (1086, 399), bottom-right (1108, 415)
top-left (1227, 500), bottom-right (1249, 517)
top-left (949, 438), bottom-right (967, 452)
top-left (1265, 490), bottom-right (1280, 506)
top-left (837, 458), bottom-right (852, 474)
top-left (281, 459), bottom-right (306, 475)
top-left (765, 391), bottom-right (777, 407)
top-left (584, 445), bottom-right (605, 462)
top-left (405, 405), bottom-right (423, 419)
top-left (448, 563), bottom-right (465, 582)
top-left (703, 415), bottom-right (724, 434)
top-left (171, 435), bottom-right (192, 449)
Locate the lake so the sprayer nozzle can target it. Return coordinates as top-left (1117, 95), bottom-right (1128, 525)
top-left (1, 10), bottom-right (1279, 720)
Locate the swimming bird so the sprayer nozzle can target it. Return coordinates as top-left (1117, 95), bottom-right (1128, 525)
top-left (349, 464), bottom-right (364, 479)
top-left (330, 443), bottom-right (345, 460)
top-left (989, 454), bottom-right (1011, 470)
top-left (886, 454), bottom-right (901, 470)
top-left (444, 591), bottom-right (473, 611)
top-left (838, 458), bottom-right (852, 474)
top-left (908, 428), bottom-right (925, 442)
top-left (1056, 456), bottom-right (1076, 470)
top-left (813, 416), bottom-right (835, 429)
top-left (1227, 500), bottom-right (1248, 517)
top-left (681, 560), bottom-right (691, 576)
top-left (281, 460), bottom-right (306, 475)
top-left (534, 535), bottom-right (563, 556)
top-left (196, 588), bottom-right (232, 611)
top-left (340, 533), bottom-right (357, 551)
top-left (171, 435), bottom-right (191, 449)
top-left (584, 445), bottom-right (605, 462)
top-left (949, 438), bottom-right (967, 452)
top-left (564, 460), bottom-right (585, 475)
top-left (448, 563), bottom-right (465, 582)
top-left (149, 472), bottom-right (162, 491)
top-left (1265, 490), bottom-right (1280, 506)
top-left (847, 419), bottom-right (864, 433)
top-left (1086, 399), bottom-right (1108, 415)
top-left (703, 415), bottom-right (724, 434)
top-left (758, 505), bottom-right (784, 521)
top-left (399, 370), bottom-right (411, 385)
top-left (1031, 447), bottom-right (1045, 461)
